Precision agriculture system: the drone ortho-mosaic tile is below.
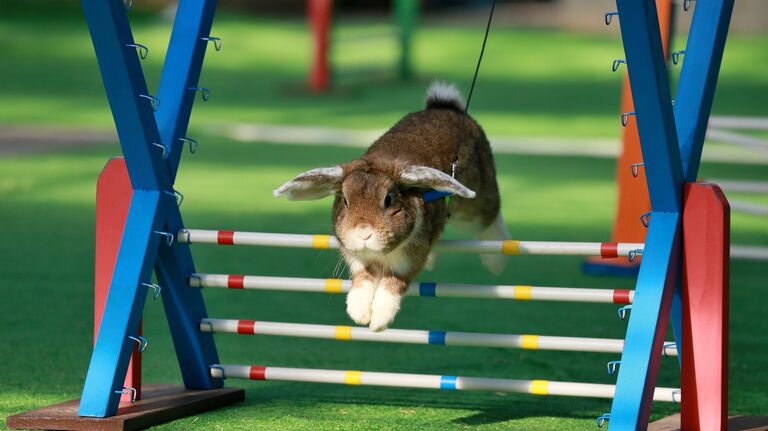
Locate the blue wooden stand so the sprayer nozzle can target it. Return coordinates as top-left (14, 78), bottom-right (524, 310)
top-left (77, 0), bottom-right (734, 428)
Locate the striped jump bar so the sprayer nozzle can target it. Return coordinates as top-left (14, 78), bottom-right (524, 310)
top-left (210, 364), bottom-right (681, 403)
top-left (190, 274), bottom-right (635, 304)
top-left (178, 229), bottom-right (643, 258)
top-left (201, 318), bottom-right (677, 356)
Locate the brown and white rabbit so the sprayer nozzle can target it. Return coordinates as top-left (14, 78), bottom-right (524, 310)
top-left (274, 82), bottom-right (509, 331)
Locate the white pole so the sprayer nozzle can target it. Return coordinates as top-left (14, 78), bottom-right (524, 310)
top-left (710, 116), bottom-right (768, 131)
top-left (210, 364), bottom-right (680, 403)
top-left (200, 318), bottom-right (676, 356)
top-left (179, 229), bottom-right (644, 257)
top-left (731, 245), bottom-right (768, 261)
top-left (190, 273), bottom-right (635, 304)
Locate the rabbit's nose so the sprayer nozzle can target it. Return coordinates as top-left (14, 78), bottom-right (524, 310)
top-left (357, 224), bottom-right (374, 240)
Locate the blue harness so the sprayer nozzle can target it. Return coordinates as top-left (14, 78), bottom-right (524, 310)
top-left (422, 190), bottom-right (452, 203)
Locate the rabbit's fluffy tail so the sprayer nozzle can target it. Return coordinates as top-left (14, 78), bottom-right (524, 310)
top-left (425, 81), bottom-right (465, 112)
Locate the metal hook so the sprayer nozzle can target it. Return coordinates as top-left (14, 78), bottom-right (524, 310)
top-left (630, 162), bottom-right (644, 178)
top-left (617, 304), bottom-right (632, 320)
top-left (141, 282), bottom-right (161, 300)
top-left (604, 11), bottom-right (618, 26)
top-left (662, 342), bottom-right (676, 357)
top-left (139, 94), bottom-right (160, 111)
top-left (125, 43), bottom-right (148, 60)
top-left (115, 386), bottom-right (137, 402)
top-left (200, 320), bottom-right (214, 332)
top-left (640, 212), bottom-right (651, 228)
top-left (628, 249), bottom-right (643, 262)
top-left (612, 59), bottom-right (626, 72)
top-left (621, 111), bottom-right (635, 127)
top-left (128, 335), bottom-right (149, 352)
top-left (201, 36), bottom-right (222, 51)
top-left (596, 413), bottom-right (610, 428)
top-left (179, 137), bottom-right (198, 153)
top-left (151, 142), bottom-right (167, 159)
top-left (189, 87), bottom-right (210, 102)
top-left (606, 360), bottom-right (621, 376)
top-left (684, 0), bottom-right (692, 11)
top-left (209, 364), bottom-right (226, 378)
top-left (153, 231), bottom-right (174, 246)
top-left (672, 389), bottom-right (681, 404)
top-left (164, 189), bottom-right (184, 207)
top-left (672, 49), bottom-right (686, 65)
top-left (123, 0), bottom-right (132, 11)
top-left (188, 273), bottom-right (203, 288)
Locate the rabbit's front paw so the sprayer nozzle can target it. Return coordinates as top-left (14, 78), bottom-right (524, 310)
top-left (368, 288), bottom-right (402, 332)
top-left (346, 281), bottom-right (375, 325)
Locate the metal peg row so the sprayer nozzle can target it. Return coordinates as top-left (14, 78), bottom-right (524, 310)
top-left (164, 189), bottom-right (184, 207)
top-left (141, 282), bottom-right (162, 300)
top-left (209, 364), bottom-right (226, 378)
top-left (617, 304), bottom-right (632, 320)
top-left (189, 87), bottom-right (210, 101)
top-left (200, 320), bottom-right (214, 332)
top-left (630, 162), bottom-right (644, 177)
top-left (606, 360), bottom-right (621, 376)
top-left (596, 413), bottom-right (610, 428)
top-left (604, 11), bottom-right (618, 26)
top-left (672, 49), bottom-right (686, 65)
top-left (684, 0), bottom-right (692, 11)
top-left (179, 137), bottom-right (198, 153)
top-left (628, 249), bottom-right (643, 262)
top-left (125, 43), bottom-right (148, 60)
top-left (139, 94), bottom-right (160, 111)
top-left (672, 389), bottom-right (681, 404)
top-left (154, 230), bottom-right (174, 246)
top-left (123, 0), bottom-right (132, 11)
top-left (612, 59), bottom-right (626, 72)
top-left (662, 342), bottom-right (676, 357)
top-left (640, 212), bottom-right (651, 228)
top-left (128, 335), bottom-right (149, 352)
top-left (621, 111), bottom-right (635, 127)
top-left (201, 36), bottom-right (222, 51)
top-left (151, 142), bottom-right (167, 159)
top-left (115, 386), bottom-right (137, 402)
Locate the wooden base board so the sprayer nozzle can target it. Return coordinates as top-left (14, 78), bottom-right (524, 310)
top-left (649, 413), bottom-right (768, 431)
top-left (6, 384), bottom-right (244, 431)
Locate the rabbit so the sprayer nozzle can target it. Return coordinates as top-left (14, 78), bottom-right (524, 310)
top-left (274, 82), bottom-right (510, 331)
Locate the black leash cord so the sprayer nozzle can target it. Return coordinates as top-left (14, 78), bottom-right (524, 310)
top-left (464, 0), bottom-right (497, 114)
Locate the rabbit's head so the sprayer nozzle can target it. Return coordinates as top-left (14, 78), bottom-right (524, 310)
top-left (274, 159), bottom-right (475, 256)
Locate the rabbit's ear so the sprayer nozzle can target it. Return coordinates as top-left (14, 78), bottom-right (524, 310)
top-left (273, 166), bottom-right (344, 200)
top-left (399, 165), bottom-right (476, 198)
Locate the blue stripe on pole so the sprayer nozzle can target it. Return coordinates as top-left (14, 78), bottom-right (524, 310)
top-left (440, 375), bottom-right (457, 390)
top-left (428, 331), bottom-right (446, 345)
top-left (419, 282), bottom-right (436, 297)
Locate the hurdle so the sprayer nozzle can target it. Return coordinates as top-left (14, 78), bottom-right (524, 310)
top-left (210, 365), bottom-right (681, 403)
top-left (200, 318), bottom-right (678, 356)
top-left (178, 229), bottom-right (645, 257)
top-left (189, 273), bottom-right (636, 303)
top-left (5, 1), bottom-right (734, 430)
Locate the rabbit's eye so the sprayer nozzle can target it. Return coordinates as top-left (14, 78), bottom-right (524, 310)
top-left (384, 192), bottom-right (394, 209)
top-left (343, 197), bottom-right (349, 208)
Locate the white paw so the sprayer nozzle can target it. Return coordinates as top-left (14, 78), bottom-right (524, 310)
top-left (481, 253), bottom-right (507, 275)
top-left (368, 288), bottom-right (402, 332)
top-left (346, 281), bottom-right (375, 325)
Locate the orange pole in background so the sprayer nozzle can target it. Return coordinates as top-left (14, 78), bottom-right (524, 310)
top-left (585, 0), bottom-right (673, 276)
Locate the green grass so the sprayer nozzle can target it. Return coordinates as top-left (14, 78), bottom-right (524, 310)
top-left (1, 12), bottom-right (767, 431)
top-left (0, 14), bottom-right (767, 137)
top-left (0, 138), bottom-right (766, 430)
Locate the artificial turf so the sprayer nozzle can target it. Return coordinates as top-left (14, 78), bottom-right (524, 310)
top-left (1, 10), bottom-right (767, 431)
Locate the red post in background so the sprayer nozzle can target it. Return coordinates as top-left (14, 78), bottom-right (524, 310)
top-left (95, 158), bottom-right (142, 402)
top-left (585, 0), bottom-right (672, 275)
top-left (681, 182), bottom-right (729, 430)
top-left (307, 0), bottom-right (333, 92)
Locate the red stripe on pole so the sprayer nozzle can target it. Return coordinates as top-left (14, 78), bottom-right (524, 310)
top-left (237, 320), bottom-right (256, 335)
top-left (217, 230), bottom-right (235, 245)
top-left (249, 365), bottom-right (267, 380)
top-left (228, 274), bottom-right (245, 289)
top-left (613, 289), bottom-right (632, 304)
top-left (600, 242), bottom-right (619, 258)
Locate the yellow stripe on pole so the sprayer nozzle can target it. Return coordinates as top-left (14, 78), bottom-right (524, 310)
top-left (514, 285), bottom-right (532, 300)
top-left (344, 370), bottom-right (362, 385)
top-left (502, 240), bottom-right (520, 255)
top-left (335, 326), bottom-right (352, 341)
top-left (530, 380), bottom-right (549, 395)
top-left (325, 279), bottom-right (343, 293)
top-left (312, 235), bottom-right (331, 249)
top-left (521, 335), bottom-right (539, 349)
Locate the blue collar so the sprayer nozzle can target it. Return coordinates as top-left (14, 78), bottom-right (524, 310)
top-left (423, 190), bottom-right (452, 203)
